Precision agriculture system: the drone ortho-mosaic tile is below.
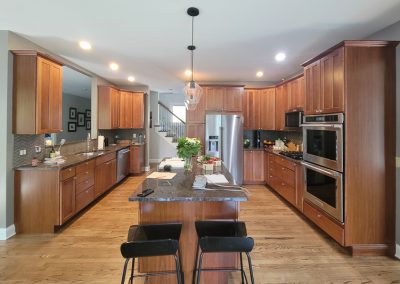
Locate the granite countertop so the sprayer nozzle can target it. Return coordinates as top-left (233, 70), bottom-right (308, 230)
top-left (244, 147), bottom-right (264, 151)
top-left (265, 148), bottom-right (303, 164)
top-left (129, 162), bottom-right (248, 202)
top-left (16, 144), bottom-right (130, 171)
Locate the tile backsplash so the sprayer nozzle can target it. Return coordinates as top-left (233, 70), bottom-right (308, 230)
top-left (243, 130), bottom-right (303, 148)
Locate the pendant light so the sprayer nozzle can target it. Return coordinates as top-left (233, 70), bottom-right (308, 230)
top-left (183, 7), bottom-right (203, 109)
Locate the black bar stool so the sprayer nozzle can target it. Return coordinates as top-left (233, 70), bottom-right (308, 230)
top-left (193, 220), bottom-right (255, 284)
top-left (120, 223), bottom-right (183, 284)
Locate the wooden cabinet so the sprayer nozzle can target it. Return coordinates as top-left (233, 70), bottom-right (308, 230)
top-left (95, 155), bottom-right (117, 198)
top-left (119, 91), bottom-right (134, 129)
top-left (287, 76), bottom-right (305, 111)
top-left (186, 90), bottom-right (206, 124)
top-left (186, 123), bottom-right (205, 151)
top-left (205, 87), bottom-right (224, 111)
top-left (223, 87), bottom-right (243, 112)
top-left (12, 52), bottom-right (63, 134)
top-left (132, 92), bottom-right (145, 129)
top-left (130, 145), bottom-right (145, 174)
top-left (243, 150), bottom-right (264, 184)
top-left (60, 176), bottom-right (76, 224)
top-left (275, 85), bottom-right (287, 131)
top-left (243, 89), bottom-right (261, 130)
top-left (304, 47), bottom-right (344, 115)
top-left (98, 86), bottom-right (120, 129)
top-left (260, 88), bottom-right (275, 130)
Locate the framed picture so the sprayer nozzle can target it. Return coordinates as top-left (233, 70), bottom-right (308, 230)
top-left (85, 109), bottom-right (91, 118)
top-left (69, 107), bottom-right (77, 119)
top-left (77, 112), bottom-right (85, 126)
top-left (85, 119), bottom-right (91, 130)
top-left (68, 122), bottom-right (76, 132)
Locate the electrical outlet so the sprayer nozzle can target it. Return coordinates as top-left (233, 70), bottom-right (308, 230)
top-left (19, 149), bottom-right (26, 156)
top-left (35, 146), bottom-right (42, 153)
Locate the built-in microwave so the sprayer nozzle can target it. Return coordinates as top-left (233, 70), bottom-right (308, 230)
top-left (285, 111), bottom-right (303, 129)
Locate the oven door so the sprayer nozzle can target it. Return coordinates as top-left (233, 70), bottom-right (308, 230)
top-left (303, 123), bottom-right (343, 172)
top-left (302, 161), bottom-right (343, 223)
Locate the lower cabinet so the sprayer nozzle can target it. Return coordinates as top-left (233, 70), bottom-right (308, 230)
top-left (60, 176), bottom-right (76, 224)
top-left (95, 156), bottom-right (117, 197)
top-left (130, 145), bottom-right (145, 174)
top-left (243, 150), bottom-right (264, 184)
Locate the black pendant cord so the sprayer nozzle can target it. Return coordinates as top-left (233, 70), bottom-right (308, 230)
top-left (191, 16), bottom-right (194, 83)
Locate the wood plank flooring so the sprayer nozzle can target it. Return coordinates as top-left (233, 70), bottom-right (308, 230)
top-left (0, 172), bottom-right (399, 283)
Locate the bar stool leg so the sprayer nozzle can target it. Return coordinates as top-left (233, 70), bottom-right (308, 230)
top-left (192, 243), bottom-right (199, 284)
top-left (196, 252), bottom-right (204, 284)
top-left (178, 248), bottom-right (184, 284)
top-left (121, 258), bottom-right (130, 284)
top-left (174, 255), bottom-right (182, 284)
top-left (239, 252), bottom-right (245, 284)
top-left (246, 252), bottom-right (255, 284)
top-left (129, 257), bottom-right (135, 284)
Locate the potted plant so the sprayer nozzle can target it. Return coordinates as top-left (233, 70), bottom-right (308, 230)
top-left (176, 137), bottom-right (201, 170)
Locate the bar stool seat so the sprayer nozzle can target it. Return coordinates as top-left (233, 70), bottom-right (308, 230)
top-left (193, 221), bottom-right (255, 284)
top-left (120, 223), bottom-right (183, 284)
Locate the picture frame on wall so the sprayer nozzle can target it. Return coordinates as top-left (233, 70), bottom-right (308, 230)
top-left (77, 112), bottom-right (85, 126)
top-left (68, 122), bottom-right (77, 132)
top-left (85, 109), bottom-right (91, 118)
top-left (85, 120), bottom-right (91, 130)
top-left (69, 107), bottom-right (77, 119)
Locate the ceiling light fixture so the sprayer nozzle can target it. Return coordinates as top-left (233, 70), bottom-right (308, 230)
top-left (256, 71), bottom-right (264, 78)
top-left (275, 52), bottom-right (286, 62)
top-left (128, 76), bottom-right (135, 82)
top-left (79, 40), bottom-right (92, 50)
top-left (109, 62), bottom-right (119, 71)
top-left (184, 69), bottom-right (192, 77)
top-left (183, 7), bottom-right (203, 110)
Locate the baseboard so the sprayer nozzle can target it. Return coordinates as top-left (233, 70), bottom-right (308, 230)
top-left (395, 244), bottom-right (400, 259)
top-left (149, 159), bottom-right (162, 163)
top-left (351, 244), bottom-right (390, 256)
top-left (0, 224), bottom-right (16, 240)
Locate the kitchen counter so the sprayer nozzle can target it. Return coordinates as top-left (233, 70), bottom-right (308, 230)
top-left (16, 144), bottom-right (130, 171)
top-left (243, 147), bottom-right (264, 151)
top-left (265, 148), bottom-right (303, 164)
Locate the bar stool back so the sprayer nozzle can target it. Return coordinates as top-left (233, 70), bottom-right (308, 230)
top-left (120, 223), bottom-right (183, 284)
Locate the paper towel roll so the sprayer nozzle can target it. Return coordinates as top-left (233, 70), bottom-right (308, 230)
top-left (98, 136), bottom-right (105, 150)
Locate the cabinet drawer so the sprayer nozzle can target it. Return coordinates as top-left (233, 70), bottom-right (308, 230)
top-left (60, 167), bottom-right (76, 181)
top-left (75, 186), bottom-right (94, 213)
top-left (268, 175), bottom-right (296, 205)
top-left (76, 160), bottom-right (95, 174)
top-left (303, 201), bottom-right (344, 245)
top-left (269, 164), bottom-right (295, 187)
top-left (273, 155), bottom-right (296, 171)
top-left (96, 152), bottom-right (116, 166)
top-left (76, 177), bottom-right (95, 195)
top-left (76, 168), bottom-right (95, 184)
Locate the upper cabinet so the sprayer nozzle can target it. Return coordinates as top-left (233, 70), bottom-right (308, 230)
top-left (243, 89), bottom-right (261, 130)
top-left (12, 51), bottom-right (63, 134)
top-left (98, 86), bottom-right (144, 129)
top-left (304, 47), bottom-right (344, 115)
top-left (275, 85), bottom-right (287, 131)
top-left (287, 75), bottom-right (305, 111)
top-left (260, 88), bottom-right (275, 130)
top-left (205, 87), bottom-right (224, 111)
top-left (186, 90), bottom-right (206, 124)
top-left (223, 87), bottom-right (243, 112)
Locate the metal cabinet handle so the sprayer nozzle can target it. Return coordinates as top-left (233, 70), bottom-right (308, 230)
top-left (69, 168), bottom-right (72, 172)
top-left (73, 177), bottom-right (77, 180)
top-left (281, 182), bottom-right (285, 186)
top-left (85, 171), bottom-right (89, 174)
top-left (317, 214), bottom-right (321, 218)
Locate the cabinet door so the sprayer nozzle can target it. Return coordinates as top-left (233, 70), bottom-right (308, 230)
top-left (275, 85), bottom-right (286, 131)
top-left (264, 152), bottom-right (269, 184)
top-left (36, 57), bottom-right (52, 134)
top-left (252, 151), bottom-right (265, 182)
top-left (295, 163), bottom-right (304, 212)
top-left (108, 159), bottom-right (117, 187)
top-left (121, 91), bottom-right (134, 128)
top-left (187, 91), bottom-right (206, 124)
top-left (245, 90), bottom-right (260, 130)
top-left (298, 76), bottom-right (305, 110)
top-left (130, 146), bottom-right (141, 174)
top-left (243, 90), bottom-right (251, 130)
top-left (132, 92), bottom-right (144, 129)
top-left (49, 63), bottom-right (62, 132)
top-left (186, 123), bottom-right (205, 152)
top-left (223, 87), bottom-right (243, 112)
top-left (243, 151), bottom-right (253, 183)
top-left (60, 177), bottom-right (76, 224)
top-left (260, 88), bottom-right (275, 130)
top-left (320, 47), bottom-right (344, 114)
top-left (94, 162), bottom-right (108, 197)
top-left (205, 87), bottom-right (224, 111)
top-left (111, 88), bottom-right (120, 128)
top-left (304, 61), bottom-right (321, 115)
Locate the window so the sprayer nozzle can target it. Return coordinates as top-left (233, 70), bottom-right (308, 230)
top-left (172, 105), bottom-right (186, 123)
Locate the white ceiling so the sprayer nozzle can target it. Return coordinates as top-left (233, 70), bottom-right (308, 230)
top-left (62, 66), bottom-right (91, 98)
top-left (1, 0), bottom-right (400, 92)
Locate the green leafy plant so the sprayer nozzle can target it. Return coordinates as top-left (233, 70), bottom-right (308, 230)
top-left (176, 137), bottom-right (201, 159)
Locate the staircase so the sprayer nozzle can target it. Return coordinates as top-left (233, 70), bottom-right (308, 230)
top-left (154, 102), bottom-right (186, 148)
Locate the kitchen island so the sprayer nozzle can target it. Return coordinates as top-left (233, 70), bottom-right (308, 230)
top-left (129, 161), bottom-right (248, 284)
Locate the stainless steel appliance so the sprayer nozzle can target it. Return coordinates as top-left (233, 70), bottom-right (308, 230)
top-left (285, 110), bottom-right (303, 130)
top-left (117, 148), bottom-right (130, 182)
top-left (302, 113), bottom-right (344, 172)
top-left (302, 161), bottom-right (343, 222)
top-left (205, 114), bottom-right (243, 185)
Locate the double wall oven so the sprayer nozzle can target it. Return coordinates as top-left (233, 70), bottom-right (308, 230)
top-left (302, 113), bottom-right (344, 223)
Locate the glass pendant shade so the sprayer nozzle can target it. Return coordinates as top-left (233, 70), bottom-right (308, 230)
top-left (184, 80), bottom-right (203, 109)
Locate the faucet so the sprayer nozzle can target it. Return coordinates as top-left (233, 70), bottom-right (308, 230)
top-left (86, 133), bottom-right (91, 152)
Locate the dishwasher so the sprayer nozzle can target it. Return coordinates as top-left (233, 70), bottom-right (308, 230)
top-left (117, 148), bottom-right (130, 182)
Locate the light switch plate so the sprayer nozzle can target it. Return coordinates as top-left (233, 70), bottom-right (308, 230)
top-left (35, 146), bottom-right (41, 153)
top-left (19, 149), bottom-right (26, 156)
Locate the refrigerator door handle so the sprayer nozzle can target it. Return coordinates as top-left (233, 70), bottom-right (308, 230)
top-left (220, 126), bottom-right (224, 162)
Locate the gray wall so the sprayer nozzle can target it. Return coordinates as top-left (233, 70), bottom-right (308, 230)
top-left (159, 92), bottom-right (185, 110)
top-left (59, 93), bottom-right (91, 142)
top-left (366, 20), bottom-right (400, 250)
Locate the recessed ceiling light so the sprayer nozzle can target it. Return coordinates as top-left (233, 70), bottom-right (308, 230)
top-left (256, 71), bottom-right (264, 78)
top-left (128, 76), bottom-right (135, 82)
top-left (275, 52), bottom-right (286, 62)
top-left (109, 62), bottom-right (119, 71)
top-left (79, 40), bottom-right (92, 50)
top-left (184, 69), bottom-right (192, 77)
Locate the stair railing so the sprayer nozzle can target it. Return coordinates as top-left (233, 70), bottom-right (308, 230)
top-left (158, 102), bottom-right (186, 142)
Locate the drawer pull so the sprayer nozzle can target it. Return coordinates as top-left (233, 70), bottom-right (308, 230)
top-left (73, 177), bottom-right (77, 180)
top-left (282, 167), bottom-right (285, 170)
top-left (85, 162), bottom-right (89, 165)
top-left (86, 180), bottom-right (89, 183)
top-left (281, 182), bottom-right (285, 186)
top-left (85, 171), bottom-right (89, 174)
top-left (317, 214), bottom-right (321, 218)
top-left (69, 168), bottom-right (72, 172)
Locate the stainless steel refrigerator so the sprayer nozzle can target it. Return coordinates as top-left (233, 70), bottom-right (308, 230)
top-left (205, 114), bottom-right (243, 185)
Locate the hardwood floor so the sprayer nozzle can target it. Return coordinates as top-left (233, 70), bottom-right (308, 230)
top-left (1, 173), bottom-right (399, 283)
